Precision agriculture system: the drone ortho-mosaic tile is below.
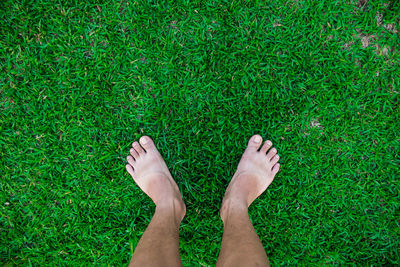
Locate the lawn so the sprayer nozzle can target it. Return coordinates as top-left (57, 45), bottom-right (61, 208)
top-left (1, 0), bottom-right (399, 265)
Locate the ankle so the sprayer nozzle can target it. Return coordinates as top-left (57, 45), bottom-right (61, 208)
top-left (155, 198), bottom-right (186, 223)
top-left (220, 197), bottom-right (248, 223)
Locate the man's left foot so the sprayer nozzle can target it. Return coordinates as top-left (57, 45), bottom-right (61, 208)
top-left (126, 136), bottom-right (185, 221)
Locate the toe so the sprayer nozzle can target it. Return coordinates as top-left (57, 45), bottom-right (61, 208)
top-left (139, 136), bottom-right (156, 152)
top-left (270, 154), bottom-right (279, 165)
top-left (127, 155), bottom-right (135, 166)
top-left (260, 140), bottom-right (272, 153)
top-left (266, 147), bottom-right (277, 160)
top-left (132, 141), bottom-right (145, 154)
top-left (130, 148), bottom-right (139, 159)
top-left (245, 134), bottom-right (263, 152)
top-left (272, 163), bottom-right (280, 175)
top-left (126, 164), bottom-right (135, 177)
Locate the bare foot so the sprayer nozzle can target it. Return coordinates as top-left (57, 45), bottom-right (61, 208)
top-left (126, 136), bottom-right (185, 221)
top-left (221, 134), bottom-right (280, 221)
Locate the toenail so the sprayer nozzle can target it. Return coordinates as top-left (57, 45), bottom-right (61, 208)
top-left (254, 136), bottom-right (261, 143)
top-left (267, 140), bottom-right (272, 146)
top-left (141, 136), bottom-right (148, 144)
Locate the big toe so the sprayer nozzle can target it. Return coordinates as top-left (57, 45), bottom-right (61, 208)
top-left (245, 134), bottom-right (263, 152)
top-left (139, 136), bottom-right (156, 152)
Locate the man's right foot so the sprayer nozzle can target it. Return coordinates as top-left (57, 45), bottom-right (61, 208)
top-left (221, 134), bottom-right (280, 222)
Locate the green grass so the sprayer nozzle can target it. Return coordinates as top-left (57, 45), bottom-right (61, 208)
top-left (1, 0), bottom-right (399, 265)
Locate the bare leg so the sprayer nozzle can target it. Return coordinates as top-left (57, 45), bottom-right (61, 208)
top-left (217, 135), bottom-right (280, 267)
top-left (126, 136), bottom-right (185, 267)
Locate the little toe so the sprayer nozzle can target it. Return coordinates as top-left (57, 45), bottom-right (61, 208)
top-left (130, 148), bottom-right (139, 159)
top-left (272, 163), bottom-right (280, 175)
top-left (270, 154), bottom-right (279, 165)
top-left (127, 155), bottom-right (135, 166)
top-left (260, 140), bottom-right (272, 153)
top-left (266, 147), bottom-right (277, 160)
top-left (132, 141), bottom-right (145, 154)
top-left (126, 164), bottom-right (135, 177)
top-left (245, 134), bottom-right (263, 152)
top-left (139, 136), bottom-right (156, 152)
